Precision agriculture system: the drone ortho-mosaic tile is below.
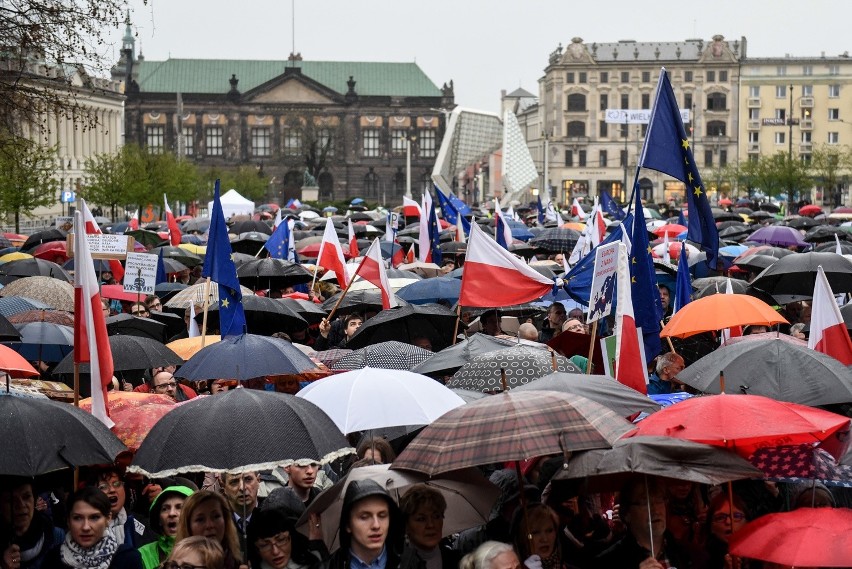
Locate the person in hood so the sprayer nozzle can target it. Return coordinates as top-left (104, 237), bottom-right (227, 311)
top-left (0, 477), bottom-right (65, 569)
top-left (246, 509), bottom-right (316, 569)
top-left (138, 486), bottom-right (193, 569)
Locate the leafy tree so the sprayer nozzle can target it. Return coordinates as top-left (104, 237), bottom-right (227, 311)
top-left (736, 152), bottom-right (811, 201)
top-left (280, 115), bottom-right (342, 180)
top-left (810, 144), bottom-right (852, 208)
top-left (200, 164), bottom-right (269, 202)
top-left (0, 134), bottom-right (59, 231)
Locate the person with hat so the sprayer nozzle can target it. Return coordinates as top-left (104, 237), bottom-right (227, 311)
top-left (138, 486), bottom-right (194, 569)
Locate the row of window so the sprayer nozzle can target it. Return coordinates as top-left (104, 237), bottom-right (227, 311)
top-left (749, 84), bottom-right (842, 98)
top-left (566, 119), bottom-right (727, 138)
top-left (771, 64), bottom-right (843, 76)
top-left (747, 108), bottom-right (842, 121)
top-left (566, 69), bottom-right (730, 84)
top-left (566, 92), bottom-right (726, 113)
top-left (748, 131), bottom-right (843, 145)
top-left (562, 147), bottom-right (729, 168)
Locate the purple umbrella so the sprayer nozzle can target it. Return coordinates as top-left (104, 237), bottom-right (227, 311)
top-left (747, 226), bottom-right (809, 248)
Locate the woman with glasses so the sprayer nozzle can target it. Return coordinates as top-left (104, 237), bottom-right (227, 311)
top-left (87, 469), bottom-right (151, 549)
top-left (43, 487), bottom-right (143, 569)
top-left (704, 491), bottom-right (750, 569)
top-left (129, 303), bottom-right (150, 318)
top-left (246, 509), bottom-right (317, 569)
top-left (174, 492), bottom-right (242, 569)
top-left (163, 537), bottom-right (224, 569)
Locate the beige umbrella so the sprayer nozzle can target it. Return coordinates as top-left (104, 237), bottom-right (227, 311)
top-left (398, 261), bottom-right (443, 278)
top-left (164, 281), bottom-right (255, 309)
top-left (0, 277), bottom-right (75, 312)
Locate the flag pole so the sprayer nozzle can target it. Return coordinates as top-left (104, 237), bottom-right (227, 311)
top-left (586, 320), bottom-right (598, 375)
top-left (452, 304), bottom-right (462, 345)
top-left (200, 277), bottom-right (212, 348)
top-left (325, 265), bottom-right (363, 323)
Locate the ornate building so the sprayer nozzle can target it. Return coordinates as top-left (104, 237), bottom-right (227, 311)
top-left (114, 25), bottom-right (454, 205)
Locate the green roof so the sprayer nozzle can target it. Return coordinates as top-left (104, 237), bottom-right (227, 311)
top-left (135, 59), bottom-right (444, 98)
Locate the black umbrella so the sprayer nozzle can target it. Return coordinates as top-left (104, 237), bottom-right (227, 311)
top-left (346, 303), bottom-right (458, 351)
top-left (231, 233), bottom-right (271, 256)
top-left (445, 345), bottom-right (581, 392)
top-left (513, 372), bottom-right (660, 417)
top-left (228, 220), bottom-right (272, 235)
top-left (63, 257), bottom-right (113, 272)
top-left (330, 341), bottom-right (433, 371)
top-left (128, 388), bottom-right (352, 477)
top-left (322, 290), bottom-right (407, 315)
top-left (181, 217), bottom-right (210, 234)
top-left (236, 258), bottom-right (314, 290)
top-left (733, 254), bottom-right (779, 273)
top-left (199, 295), bottom-right (308, 335)
top-left (750, 211), bottom-right (775, 220)
top-left (105, 313), bottom-right (168, 343)
top-left (0, 396), bottom-right (126, 476)
top-left (151, 246), bottom-right (203, 268)
top-left (0, 313), bottom-right (21, 341)
top-left (126, 229), bottom-right (169, 249)
top-left (175, 334), bottom-right (317, 381)
top-left (814, 241), bottom-right (852, 254)
top-left (785, 216), bottom-right (823, 230)
top-left (804, 225), bottom-right (852, 243)
top-left (0, 258), bottom-right (72, 282)
top-left (530, 228), bottom-right (580, 253)
top-left (148, 310), bottom-right (187, 339)
top-left (7, 321), bottom-right (69, 361)
top-left (20, 229), bottom-right (66, 252)
top-left (53, 334), bottom-right (184, 374)
top-left (161, 258), bottom-right (189, 274)
top-left (678, 336), bottom-right (852, 406)
top-left (411, 333), bottom-right (516, 377)
top-left (750, 252), bottom-right (852, 302)
top-left (280, 298), bottom-right (327, 324)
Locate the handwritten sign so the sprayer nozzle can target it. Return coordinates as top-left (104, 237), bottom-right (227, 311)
top-left (123, 252), bottom-right (159, 296)
top-left (66, 234), bottom-right (134, 260)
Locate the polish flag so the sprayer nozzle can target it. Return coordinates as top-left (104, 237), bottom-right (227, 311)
top-left (459, 222), bottom-right (553, 307)
top-left (614, 242), bottom-right (647, 394)
top-left (721, 278), bottom-right (742, 343)
top-left (272, 208), bottom-right (282, 230)
top-left (128, 208), bottom-right (139, 231)
top-left (418, 192), bottom-right (433, 262)
top-left (73, 203), bottom-right (114, 427)
top-left (352, 239), bottom-right (398, 310)
top-left (809, 265), bottom-right (852, 365)
top-left (391, 241), bottom-right (405, 268)
top-left (348, 219), bottom-right (359, 258)
top-left (316, 218), bottom-right (348, 287)
top-left (456, 221), bottom-right (466, 243)
top-left (592, 200), bottom-right (606, 244)
top-left (404, 246), bottom-right (415, 265)
top-left (79, 200), bottom-right (124, 282)
top-left (163, 194), bottom-right (182, 246)
top-left (572, 198), bottom-right (587, 220)
top-left (403, 196), bottom-right (422, 218)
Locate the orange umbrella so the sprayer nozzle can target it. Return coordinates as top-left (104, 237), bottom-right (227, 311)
top-left (0, 344), bottom-right (39, 377)
top-left (561, 222), bottom-right (586, 231)
top-left (166, 335), bottom-right (221, 360)
top-left (79, 392), bottom-right (177, 450)
top-left (661, 295), bottom-right (788, 339)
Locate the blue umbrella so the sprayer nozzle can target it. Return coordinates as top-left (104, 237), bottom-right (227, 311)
top-left (0, 296), bottom-right (51, 317)
top-left (7, 321), bottom-right (74, 362)
top-left (322, 206), bottom-right (338, 213)
top-left (507, 219), bottom-right (535, 241)
top-left (350, 198), bottom-right (365, 205)
top-left (397, 276), bottom-right (461, 305)
top-left (720, 245), bottom-right (748, 258)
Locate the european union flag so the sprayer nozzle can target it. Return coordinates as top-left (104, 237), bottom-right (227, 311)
top-left (639, 69), bottom-right (719, 269)
top-left (449, 192), bottom-right (471, 216)
top-left (629, 183), bottom-right (663, 362)
top-left (202, 180), bottom-right (246, 337)
top-left (677, 208), bottom-right (687, 227)
top-left (155, 248), bottom-right (167, 284)
top-left (427, 190), bottom-right (443, 265)
top-left (674, 242), bottom-right (692, 313)
top-left (264, 218), bottom-right (298, 262)
top-left (435, 187), bottom-right (470, 235)
top-left (599, 189), bottom-right (626, 220)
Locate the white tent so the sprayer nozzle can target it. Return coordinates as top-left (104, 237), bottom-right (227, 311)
top-left (209, 189), bottom-right (254, 219)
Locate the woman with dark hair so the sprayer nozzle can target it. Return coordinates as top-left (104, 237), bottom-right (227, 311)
top-left (246, 509), bottom-right (316, 569)
top-left (42, 487), bottom-right (142, 569)
top-left (355, 438), bottom-right (396, 464)
top-left (173, 491), bottom-right (242, 569)
top-left (703, 491), bottom-right (751, 569)
top-left (399, 486), bottom-right (459, 569)
top-left (0, 477), bottom-right (64, 569)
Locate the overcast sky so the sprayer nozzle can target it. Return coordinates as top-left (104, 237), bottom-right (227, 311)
top-left (108, 0), bottom-right (852, 112)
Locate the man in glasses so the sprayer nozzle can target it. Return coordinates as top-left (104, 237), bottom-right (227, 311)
top-left (89, 468), bottom-right (153, 548)
top-left (150, 371), bottom-right (196, 402)
top-left (129, 302), bottom-right (150, 318)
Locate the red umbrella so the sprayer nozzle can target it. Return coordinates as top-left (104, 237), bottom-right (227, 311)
top-left (652, 223), bottom-right (687, 238)
top-left (31, 241), bottom-right (69, 264)
top-left (0, 344), bottom-right (39, 377)
top-left (100, 284), bottom-right (144, 303)
top-left (834, 206), bottom-right (852, 214)
top-left (79, 392), bottom-right (177, 450)
top-left (719, 198), bottom-right (733, 206)
top-left (628, 394), bottom-right (850, 457)
top-left (729, 507), bottom-right (852, 566)
top-left (798, 204), bottom-right (823, 216)
top-left (297, 243), bottom-right (352, 259)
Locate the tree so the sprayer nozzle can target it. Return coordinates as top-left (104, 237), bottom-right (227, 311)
top-left (0, 134), bottom-right (59, 231)
top-left (736, 152), bottom-right (811, 202)
top-left (200, 164), bottom-right (269, 202)
top-left (280, 115), bottom-right (342, 181)
top-left (810, 144), bottom-right (852, 208)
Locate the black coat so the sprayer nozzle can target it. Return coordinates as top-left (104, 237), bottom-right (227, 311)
top-left (319, 546), bottom-right (424, 569)
top-left (41, 543), bottom-right (143, 569)
top-left (595, 531), bottom-right (695, 569)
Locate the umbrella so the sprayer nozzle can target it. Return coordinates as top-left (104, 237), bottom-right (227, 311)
top-left (279, 298), bottom-right (327, 324)
top-left (159, 258), bottom-right (189, 274)
top-left (628, 393), bottom-right (851, 457)
top-left (53, 335), bottom-right (184, 373)
top-left (784, 216), bottom-right (823, 230)
top-left (296, 367), bottom-right (465, 434)
top-left (30, 241), bottom-right (70, 264)
top-left (63, 257), bottom-right (113, 272)
top-left (731, 254), bottom-right (778, 273)
top-left (0, 395), bottom-right (126, 476)
top-left (79, 392), bottom-right (177, 451)
top-left (236, 258), bottom-right (313, 290)
top-left (181, 217), bottom-right (211, 233)
top-left (312, 348), bottom-right (353, 368)
top-left (347, 275), bottom-right (420, 293)
top-left (20, 229), bottom-right (66, 252)
top-left (0, 297), bottom-right (53, 318)
top-left (165, 335), bottom-right (221, 360)
top-left (553, 436), bottom-right (763, 489)
top-left (660, 294), bottom-right (787, 339)
top-left (728, 508), bottom-right (852, 567)
top-left (345, 303), bottom-right (458, 351)
top-left (125, 229), bottom-right (169, 249)
top-left (6, 309), bottom-right (73, 326)
top-left (164, 281), bottom-right (255, 309)
top-left (200, 295), bottom-right (307, 335)
top-left (798, 204), bottom-right (824, 216)
top-left (804, 225), bottom-right (852, 243)
top-left (397, 261), bottom-right (442, 278)
top-left (815, 240), bottom-right (852, 254)
top-left (652, 224), bottom-right (687, 238)
top-left (0, 277), bottom-right (75, 312)
top-left (396, 276), bottom-right (461, 305)
top-left (513, 371), bottom-right (660, 417)
top-left (750, 252), bottom-right (852, 302)
top-left (748, 444), bottom-right (852, 488)
top-left (105, 313), bottom-right (168, 343)
top-left (391, 391), bottom-right (636, 476)
top-left (7, 321), bottom-right (73, 362)
top-left (445, 345), bottom-right (582, 392)
top-left (676, 336), bottom-right (852, 406)
top-left (151, 246), bottom-right (203, 268)
top-left (175, 334), bottom-right (318, 381)
top-left (411, 333), bottom-right (516, 377)
top-left (330, 341), bottom-right (433, 371)
top-left (529, 228), bottom-right (580, 253)
top-left (231, 232), bottom-right (271, 255)
top-left (0, 252), bottom-right (30, 263)
top-left (147, 310), bottom-right (186, 339)
top-left (297, 464), bottom-right (498, 552)
top-left (128, 388), bottom-right (353, 477)
top-left (0, 343), bottom-right (39, 377)
top-left (747, 225), bottom-right (809, 248)
top-left (100, 284), bottom-right (146, 303)
top-left (228, 220), bottom-right (272, 235)
top-left (691, 277), bottom-right (749, 298)
top-left (0, 313), bottom-right (20, 341)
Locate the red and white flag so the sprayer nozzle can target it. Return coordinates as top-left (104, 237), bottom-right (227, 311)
top-left (353, 239), bottom-right (398, 310)
top-left (591, 198), bottom-right (606, 244)
top-left (73, 203), bottom-right (114, 427)
top-left (163, 194), bottom-right (182, 246)
top-left (418, 191), bottom-right (433, 263)
top-left (404, 245), bottom-right (415, 265)
top-left (809, 265), bottom-right (852, 365)
top-left (614, 242), bottom-right (647, 394)
top-left (79, 200), bottom-right (124, 282)
top-left (128, 208), bottom-right (139, 231)
top-left (403, 196), bottom-right (422, 218)
top-left (348, 219), bottom-right (359, 258)
top-left (316, 218), bottom-right (348, 287)
top-left (272, 208), bottom-right (282, 230)
top-left (572, 198), bottom-right (587, 220)
top-left (459, 222), bottom-right (553, 307)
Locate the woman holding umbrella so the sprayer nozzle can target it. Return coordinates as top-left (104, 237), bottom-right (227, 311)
top-left (174, 491), bottom-right (243, 569)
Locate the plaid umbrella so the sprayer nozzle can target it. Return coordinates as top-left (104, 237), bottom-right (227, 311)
top-left (529, 228), bottom-right (581, 253)
top-left (445, 345), bottom-right (581, 392)
top-left (749, 444), bottom-right (852, 488)
top-left (0, 277), bottom-right (75, 312)
top-left (331, 341), bottom-right (432, 371)
top-left (391, 390), bottom-right (636, 476)
top-left (6, 309), bottom-right (73, 326)
top-left (313, 348), bottom-right (353, 368)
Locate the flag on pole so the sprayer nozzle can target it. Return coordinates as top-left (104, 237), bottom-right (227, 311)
top-left (201, 181), bottom-right (246, 337)
top-left (264, 217), bottom-right (297, 262)
top-left (537, 195), bottom-right (546, 225)
top-left (629, 183), bottom-right (663, 362)
top-left (352, 239), bottom-right (398, 310)
top-left (163, 194), bottom-right (182, 246)
top-left (639, 68), bottom-right (719, 269)
top-left (348, 219), bottom-right (359, 258)
top-left (316, 217), bottom-right (349, 287)
top-left (188, 302), bottom-right (201, 338)
top-left (808, 265), bottom-right (852, 365)
top-left (156, 248), bottom-right (167, 284)
top-left (403, 196), bottom-right (422, 218)
top-left (571, 198), bottom-right (587, 220)
top-left (79, 200), bottom-right (125, 282)
top-left (494, 199), bottom-right (513, 250)
top-left (459, 222), bottom-right (553, 307)
top-left (673, 243), bottom-right (691, 314)
top-left (427, 195), bottom-right (443, 266)
top-left (599, 189), bottom-right (626, 220)
top-left (73, 203), bottom-right (114, 427)
top-left (614, 242), bottom-right (647, 394)
top-left (128, 208), bottom-right (140, 231)
top-left (418, 192), bottom-right (432, 262)
top-left (589, 198), bottom-right (606, 246)
top-left (272, 208), bottom-right (282, 230)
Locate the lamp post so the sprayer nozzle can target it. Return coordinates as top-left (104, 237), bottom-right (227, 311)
top-left (622, 111), bottom-right (629, 198)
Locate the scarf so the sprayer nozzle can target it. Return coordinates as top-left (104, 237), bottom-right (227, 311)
top-left (539, 548), bottom-right (562, 569)
top-left (106, 509), bottom-right (127, 546)
top-left (60, 533), bottom-right (118, 569)
top-left (14, 513), bottom-right (51, 564)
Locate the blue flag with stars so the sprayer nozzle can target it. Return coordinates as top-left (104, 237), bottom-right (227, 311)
top-left (264, 218), bottom-right (298, 262)
top-left (599, 189), bottom-right (626, 220)
top-left (677, 208), bottom-right (687, 228)
top-left (155, 248), bottom-right (167, 284)
top-left (434, 187), bottom-right (470, 235)
top-left (629, 182), bottom-right (663, 362)
top-left (202, 180), bottom-right (246, 336)
top-left (427, 190), bottom-right (443, 266)
top-left (639, 69), bottom-right (719, 269)
top-left (674, 241), bottom-right (692, 314)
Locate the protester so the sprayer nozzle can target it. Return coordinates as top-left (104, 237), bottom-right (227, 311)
top-left (399, 486), bottom-right (459, 569)
top-left (138, 486), bottom-right (194, 569)
top-left (128, 303), bottom-right (149, 318)
top-left (0, 478), bottom-right (64, 569)
top-left (164, 536), bottom-right (224, 569)
top-left (539, 304), bottom-right (566, 342)
top-left (315, 314), bottom-right (363, 350)
top-left (647, 352), bottom-right (685, 395)
top-left (174, 491), bottom-right (242, 569)
top-left (86, 469), bottom-right (150, 549)
top-left (517, 323), bottom-right (539, 341)
top-left (280, 461), bottom-right (321, 507)
top-left (459, 542), bottom-right (520, 569)
top-left (657, 285), bottom-right (672, 319)
top-left (511, 502), bottom-right (578, 569)
top-left (355, 438), bottom-right (396, 464)
top-left (479, 310), bottom-right (503, 337)
top-left (703, 492), bottom-right (750, 569)
top-left (219, 472), bottom-right (260, 533)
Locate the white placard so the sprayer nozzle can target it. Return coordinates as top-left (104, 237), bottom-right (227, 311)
top-left (123, 252), bottom-right (159, 296)
top-left (604, 108), bottom-right (690, 124)
top-left (587, 242), bottom-right (619, 324)
top-left (54, 216), bottom-right (73, 232)
top-left (66, 234), bottom-right (133, 259)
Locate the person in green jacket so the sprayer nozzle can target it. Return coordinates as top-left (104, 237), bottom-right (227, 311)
top-left (138, 486), bottom-right (194, 569)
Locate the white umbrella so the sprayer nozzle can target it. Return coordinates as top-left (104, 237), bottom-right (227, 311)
top-left (296, 367), bottom-right (465, 434)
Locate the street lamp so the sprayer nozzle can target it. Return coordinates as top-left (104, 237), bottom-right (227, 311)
top-left (404, 133), bottom-right (417, 200)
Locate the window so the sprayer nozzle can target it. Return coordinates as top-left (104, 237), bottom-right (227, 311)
top-left (564, 150), bottom-right (573, 167)
top-left (829, 108), bottom-right (840, 121)
top-left (599, 150), bottom-right (607, 167)
top-left (318, 128), bottom-right (334, 156)
top-left (749, 85), bottom-right (760, 97)
top-left (364, 169), bottom-right (379, 198)
top-left (600, 71), bottom-right (609, 83)
top-left (776, 66), bottom-right (787, 76)
top-left (719, 70), bottom-right (728, 82)
top-left (620, 93), bottom-right (629, 109)
top-left (578, 150), bottom-right (587, 167)
top-left (642, 71), bottom-right (650, 83)
top-left (802, 84), bottom-right (813, 96)
top-left (419, 129), bottom-right (436, 158)
top-left (748, 108), bottom-right (759, 120)
top-left (775, 109), bottom-right (786, 120)
top-left (641, 124), bottom-right (648, 137)
top-left (641, 93), bottom-right (650, 109)
top-left (362, 128), bottom-right (380, 157)
top-left (803, 65), bottom-right (813, 76)
top-left (775, 132), bottom-right (786, 145)
top-left (706, 70), bottom-right (716, 82)
top-left (684, 70), bottom-right (693, 83)
top-left (748, 132), bottom-right (759, 143)
top-left (390, 130), bottom-right (408, 156)
top-left (599, 120), bottom-right (608, 137)
top-left (599, 93), bottom-right (608, 111)
top-left (620, 123), bottom-right (628, 137)
top-left (621, 71), bottom-right (630, 83)
top-left (282, 127), bottom-right (302, 156)
top-left (706, 121), bottom-right (726, 136)
top-left (684, 92), bottom-right (693, 110)
top-left (705, 150), bottom-right (713, 167)
top-left (620, 149), bottom-right (628, 167)
top-left (829, 132), bottom-right (839, 144)
top-left (566, 72), bottom-right (575, 83)
top-left (776, 85), bottom-right (787, 98)
top-left (145, 126), bottom-right (164, 154)
top-left (829, 84), bottom-right (841, 98)
top-left (567, 93), bottom-right (586, 112)
top-left (802, 131), bottom-right (812, 143)
top-left (566, 121), bottom-right (585, 137)
top-left (720, 150), bottom-right (727, 167)
top-left (706, 93), bottom-right (726, 111)
top-left (181, 126), bottom-right (194, 156)
top-left (829, 64), bottom-right (840, 76)
top-left (205, 127), bottom-right (223, 156)
top-left (250, 127), bottom-right (271, 157)
top-left (578, 72), bottom-right (587, 83)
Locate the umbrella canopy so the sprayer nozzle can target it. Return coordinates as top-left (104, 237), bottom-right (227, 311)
top-left (513, 372), bottom-right (660, 417)
top-left (653, 224), bottom-right (687, 238)
top-left (628, 394), bottom-right (851, 457)
top-left (445, 345), bottom-right (582, 392)
top-left (660, 294), bottom-right (787, 339)
top-left (296, 367), bottom-right (465, 434)
top-left (151, 246), bottom-right (203, 268)
top-left (729, 508), bottom-right (852, 567)
top-left (280, 298), bottom-right (327, 324)
top-left (165, 335), bottom-right (221, 360)
top-left (411, 333), bottom-right (516, 377)
top-left (128, 388), bottom-right (352, 476)
top-left (236, 258), bottom-right (314, 290)
top-left (691, 277), bottom-right (749, 299)
top-left (105, 313), bottom-right (168, 342)
top-left (164, 281), bottom-right (255, 309)
top-left (0, 313), bottom-right (20, 341)
top-left (397, 261), bottom-right (442, 278)
top-left (53, 335), bottom-right (184, 373)
top-left (100, 284), bottom-right (143, 303)
top-left (298, 465), bottom-right (498, 552)
top-left (175, 334), bottom-right (318, 381)
top-left (228, 220), bottom-right (272, 235)
top-left (330, 341), bottom-right (433, 371)
top-left (554, 436), bottom-right (763, 489)
top-left (750, 252), bottom-right (852, 302)
top-left (321, 290), bottom-right (404, 315)
top-left (0, 277), bottom-right (75, 312)
top-left (391, 391), bottom-right (636, 476)
top-left (30, 241), bottom-right (70, 264)
top-left (6, 309), bottom-right (73, 326)
top-left (0, 344), bottom-right (39, 376)
top-left (804, 225), bottom-right (852, 243)
top-left (396, 276), bottom-right (461, 305)
top-left (20, 229), bottom-right (66, 252)
top-left (747, 225), bottom-right (809, 247)
top-left (7, 322), bottom-right (73, 362)
top-left (199, 295), bottom-right (307, 335)
top-left (0, 396), bottom-right (126, 476)
top-left (181, 217), bottom-right (211, 234)
top-left (678, 336), bottom-right (852, 406)
top-left (748, 444), bottom-right (852, 487)
top-left (529, 227), bottom-right (580, 253)
top-left (79, 392), bottom-right (176, 451)
top-left (345, 303), bottom-right (458, 351)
